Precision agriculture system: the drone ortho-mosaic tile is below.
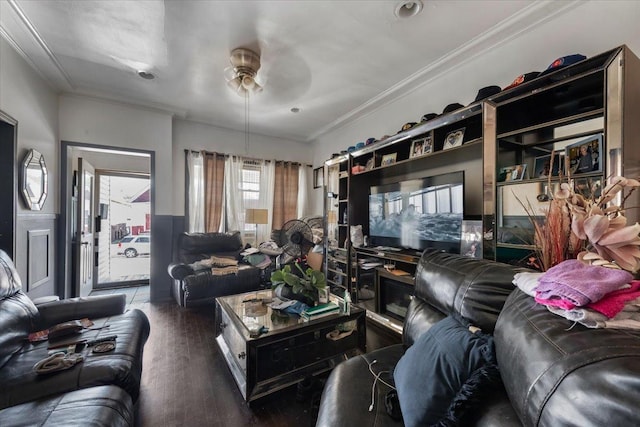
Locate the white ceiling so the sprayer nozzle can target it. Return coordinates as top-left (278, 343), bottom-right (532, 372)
top-left (0, 0), bottom-right (576, 142)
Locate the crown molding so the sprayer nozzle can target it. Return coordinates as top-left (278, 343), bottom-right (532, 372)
top-left (60, 91), bottom-right (188, 119)
top-left (3, 0), bottom-right (74, 91)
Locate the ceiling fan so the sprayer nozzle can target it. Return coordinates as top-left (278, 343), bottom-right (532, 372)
top-left (225, 48), bottom-right (264, 96)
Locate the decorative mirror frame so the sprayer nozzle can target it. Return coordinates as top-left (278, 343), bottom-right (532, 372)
top-left (21, 149), bottom-right (48, 210)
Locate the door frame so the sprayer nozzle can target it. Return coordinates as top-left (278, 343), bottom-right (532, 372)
top-left (0, 110), bottom-right (17, 260)
top-left (58, 141), bottom-right (155, 298)
top-left (95, 169), bottom-right (151, 289)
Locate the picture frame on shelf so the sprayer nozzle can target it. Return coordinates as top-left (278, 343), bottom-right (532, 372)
top-left (573, 176), bottom-right (602, 200)
top-left (497, 164), bottom-right (526, 182)
top-left (533, 152), bottom-right (564, 178)
top-left (313, 166), bottom-right (324, 189)
top-left (364, 157), bottom-right (375, 171)
top-left (443, 127), bottom-right (465, 150)
top-left (422, 136), bottom-right (433, 154)
top-left (566, 134), bottom-right (602, 175)
top-left (510, 164), bottom-right (527, 181)
top-left (381, 153), bottom-right (397, 166)
top-left (410, 136), bottom-right (432, 158)
top-left (460, 220), bottom-right (482, 259)
top-left (410, 139), bottom-right (424, 158)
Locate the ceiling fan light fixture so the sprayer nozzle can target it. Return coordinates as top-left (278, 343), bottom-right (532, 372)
top-left (227, 77), bottom-right (242, 92)
top-left (394, 0), bottom-right (423, 18)
top-left (225, 47), bottom-right (264, 96)
top-left (242, 75), bottom-right (256, 90)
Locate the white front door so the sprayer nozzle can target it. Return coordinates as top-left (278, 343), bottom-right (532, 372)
top-left (75, 158), bottom-right (95, 297)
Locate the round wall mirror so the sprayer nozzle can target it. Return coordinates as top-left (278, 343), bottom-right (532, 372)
top-left (21, 149), bottom-right (48, 210)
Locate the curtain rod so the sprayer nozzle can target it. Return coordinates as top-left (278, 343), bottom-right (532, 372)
top-left (185, 149), bottom-right (312, 167)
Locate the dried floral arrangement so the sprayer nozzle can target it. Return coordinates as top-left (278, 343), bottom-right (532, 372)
top-left (517, 152), bottom-right (640, 273)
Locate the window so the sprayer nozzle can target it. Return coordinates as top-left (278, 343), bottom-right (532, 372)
top-left (241, 162), bottom-right (261, 231)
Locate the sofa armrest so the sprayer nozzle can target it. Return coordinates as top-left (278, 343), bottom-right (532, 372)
top-left (167, 262), bottom-right (195, 280)
top-left (37, 294), bottom-right (126, 327)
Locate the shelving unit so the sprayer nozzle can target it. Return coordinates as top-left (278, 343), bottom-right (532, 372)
top-left (322, 45), bottom-right (640, 331)
top-left (486, 45), bottom-right (640, 266)
top-left (323, 155), bottom-right (353, 296)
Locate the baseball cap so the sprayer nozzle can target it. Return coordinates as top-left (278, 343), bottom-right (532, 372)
top-left (503, 72), bottom-right (540, 90)
top-left (473, 85), bottom-right (501, 102)
top-left (442, 103), bottom-right (464, 114)
top-left (539, 54), bottom-right (586, 77)
top-left (421, 113), bottom-right (438, 122)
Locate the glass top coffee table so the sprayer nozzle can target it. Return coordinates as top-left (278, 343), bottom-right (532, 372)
top-left (215, 289), bottom-right (365, 403)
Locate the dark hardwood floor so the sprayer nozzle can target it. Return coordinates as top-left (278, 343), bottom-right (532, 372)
top-left (125, 297), bottom-right (401, 427)
top-left (135, 303), bottom-right (314, 426)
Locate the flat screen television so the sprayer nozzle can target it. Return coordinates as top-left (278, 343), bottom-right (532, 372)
top-left (368, 171), bottom-right (464, 252)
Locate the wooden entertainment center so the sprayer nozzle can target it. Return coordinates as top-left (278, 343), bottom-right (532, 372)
top-left (323, 45), bottom-right (640, 332)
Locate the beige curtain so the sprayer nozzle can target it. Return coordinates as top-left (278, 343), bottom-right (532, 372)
top-left (204, 152), bottom-right (225, 232)
top-left (273, 161), bottom-right (299, 228)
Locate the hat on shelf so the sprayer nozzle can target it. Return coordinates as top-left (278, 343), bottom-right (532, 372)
top-left (442, 103), bottom-right (464, 114)
top-left (472, 85), bottom-right (501, 103)
top-left (503, 71), bottom-right (540, 90)
top-left (539, 54), bottom-right (587, 77)
top-left (421, 112), bottom-right (438, 122)
top-left (398, 122), bottom-right (418, 133)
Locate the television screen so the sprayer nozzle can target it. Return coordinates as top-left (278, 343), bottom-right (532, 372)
top-left (369, 171), bottom-right (464, 252)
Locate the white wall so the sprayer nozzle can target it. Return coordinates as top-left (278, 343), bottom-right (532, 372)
top-left (310, 0), bottom-right (640, 213)
top-left (59, 95), bottom-right (173, 214)
top-left (0, 37), bottom-right (59, 214)
top-left (172, 118), bottom-right (314, 216)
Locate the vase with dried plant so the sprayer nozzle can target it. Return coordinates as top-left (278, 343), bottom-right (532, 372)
top-left (517, 151), bottom-right (640, 273)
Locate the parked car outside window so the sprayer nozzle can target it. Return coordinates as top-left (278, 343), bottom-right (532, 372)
top-left (117, 235), bottom-right (150, 258)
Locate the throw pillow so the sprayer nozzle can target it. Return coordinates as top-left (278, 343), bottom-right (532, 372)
top-left (393, 314), bottom-right (500, 427)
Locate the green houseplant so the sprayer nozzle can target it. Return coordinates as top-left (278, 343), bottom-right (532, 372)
top-left (270, 262), bottom-right (327, 306)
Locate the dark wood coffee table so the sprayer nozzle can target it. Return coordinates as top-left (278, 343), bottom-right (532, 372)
top-left (215, 290), bottom-right (365, 403)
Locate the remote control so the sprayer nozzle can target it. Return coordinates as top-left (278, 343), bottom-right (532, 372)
top-left (86, 335), bottom-right (117, 346)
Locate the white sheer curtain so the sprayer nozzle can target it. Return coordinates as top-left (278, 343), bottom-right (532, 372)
top-left (224, 155), bottom-right (245, 236)
top-left (297, 165), bottom-right (311, 218)
top-left (186, 151), bottom-right (204, 232)
top-left (260, 161), bottom-right (276, 243)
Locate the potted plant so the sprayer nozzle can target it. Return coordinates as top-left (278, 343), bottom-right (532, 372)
top-left (270, 262), bottom-right (327, 306)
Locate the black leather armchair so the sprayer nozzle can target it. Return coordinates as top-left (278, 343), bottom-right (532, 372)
top-left (0, 249), bottom-right (149, 426)
top-left (168, 231), bottom-right (262, 307)
top-left (317, 250), bottom-right (640, 426)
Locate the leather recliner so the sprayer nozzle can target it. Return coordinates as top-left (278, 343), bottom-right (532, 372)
top-left (168, 231), bottom-right (262, 307)
top-left (0, 249), bottom-right (150, 426)
top-left (316, 250), bottom-right (640, 426)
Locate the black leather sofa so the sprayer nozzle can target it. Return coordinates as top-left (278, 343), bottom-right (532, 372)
top-left (168, 231), bottom-right (262, 307)
top-left (0, 250), bottom-right (150, 426)
top-left (317, 250), bottom-right (640, 426)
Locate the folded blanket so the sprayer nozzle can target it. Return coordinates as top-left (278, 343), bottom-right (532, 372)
top-left (588, 281), bottom-right (640, 318)
top-left (513, 272), bottom-right (543, 297)
top-left (211, 266), bottom-right (239, 276)
top-left (547, 297), bottom-right (640, 329)
top-left (536, 260), bottom-right (632, 306)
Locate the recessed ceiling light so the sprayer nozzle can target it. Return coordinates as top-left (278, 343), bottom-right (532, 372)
top-left (291, 107), bottom-right (301, 113)
top-left (137, 70), bottom-right (155, 80)
top-left (394, 0), bottom-right (423, 18)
